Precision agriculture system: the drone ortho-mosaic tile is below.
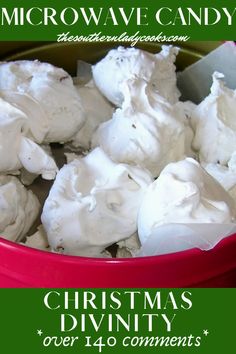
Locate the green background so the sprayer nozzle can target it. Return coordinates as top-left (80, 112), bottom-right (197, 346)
top-left (0, 0), bottom-right (235, 40)
top-left (0, 1), bottom-right (235, 353)
top-left (0, 289), bottom-right (235, 353)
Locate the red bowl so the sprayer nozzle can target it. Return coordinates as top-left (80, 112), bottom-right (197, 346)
top-left (0, 234), bottom-right (236, 288)
top-left (1, 41), bottom-right (235, 288)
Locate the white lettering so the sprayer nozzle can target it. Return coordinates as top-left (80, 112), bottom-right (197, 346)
top-left (136, 7), bottom-right (149, 25)
top-left (204, 7), bottom-right (221, 25)
top-left (61, 7), bottom-right (79, 26)
top-left (187, 7), bottom-right (202, 25)
top-left (104, 7), bottom-right (118, 25)
top-left (44, 7), bottom-right (58, 25)
top-left (162, 314), bottom-right (176, 332)
top-left (26, 7), bottom-right (42, 26)
top-left (1, 8), bottom-right (18, 25)
top-left (156, 7), bottom-right (172, 25)
top-left (222, 7), bottom-right (236, 25)
top-left (61, 314), bottom-right (77, 332)
top-left (80, 7), bottom-right (103, 25)
top-left (44, 291), bottom-right (60, 310)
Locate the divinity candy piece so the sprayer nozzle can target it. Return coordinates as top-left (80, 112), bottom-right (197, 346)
top-left (0, 60), bottom-right (85, 143)
top-left (0, 97), bottom-right (24, 173)
top-left (138, 158), bottom-right (236, 245)
top-left (24, 225), bottom-right (49, 251)
top-left (0, 97), bottom-right (58, 179)
top-left (116, 233), bottom-right (141, 258)
top-left (0, 175), bottom-right (40, 242)
top-left (19, 144), bottom-right (56, 185)
top-left (42, 148), bottom-right (153, 257)
top-left (18, 137), bottom-right (58, 180)
top-left (203, 152), bottom-right (236, 204)
top-left (92, 45), bottom-right (180, 106)
top-left (203, 157), bottom-right (236, 192)
top-left (72, 80), bottom-right (114, 149)
top-left (0, 90), bottom-right (49, 144)
top-left (0, 97), bottom-right (58, 177)
top-left (92, 79), bottom-right (188, 177)
top-left (193, 72), bottom-right (236, 165)
top-left (24, 225), bottom-right (112, 257)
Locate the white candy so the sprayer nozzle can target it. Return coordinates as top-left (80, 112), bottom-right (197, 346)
top-left (92, 45), bottom-right (180, 106)
top-left (177, 100), bottom-right (197, 158)
top-left (18, 137), bottom-right (58, 180)
top-left (42, 148), bottom-right (153, 256)
top-left (203, 152), bottom-right (236, 197)
top-left (193, 72), bottom-right (236, 165)
top-left (24, 225), bottom-right (49, 251)
top-left (138, 158), bottom-right (236, 245)
top-left (0, 90), bottom-right (49, 144)
top-left (0, 175), bottom-right (40, 241)
top-left (0, 60), bottom-right (85, 142)
top-left (92, 79), bottom-right (188, 177)
top-left (117, 233), bottom-right (141, 257)
top-left (0, 96), bottom-right (58, 178)
top-left (72, 80), bottom-right (114, 149)
top-left (203, 162), bottom-right (236, 192)
top-left (0, 97), bottom-right (24, 172)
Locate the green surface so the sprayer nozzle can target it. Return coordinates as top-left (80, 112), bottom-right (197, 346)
top-left (0, 1), bottom-right (234, 41)
top-left (0, 289), bottom-right (235, 353)
top-left (0, 2), bottom-right (235, 354)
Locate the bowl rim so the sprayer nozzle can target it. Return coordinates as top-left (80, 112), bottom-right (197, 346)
top-left (1, 233), bottom-right (236, 265)
top-left (2, 42), bottom-right (230, 267)
top-left (4, 41), bottom-right (205, 62)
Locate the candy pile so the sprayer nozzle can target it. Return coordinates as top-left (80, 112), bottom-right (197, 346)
top-left (1, 45), bottom-right (236, 257)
